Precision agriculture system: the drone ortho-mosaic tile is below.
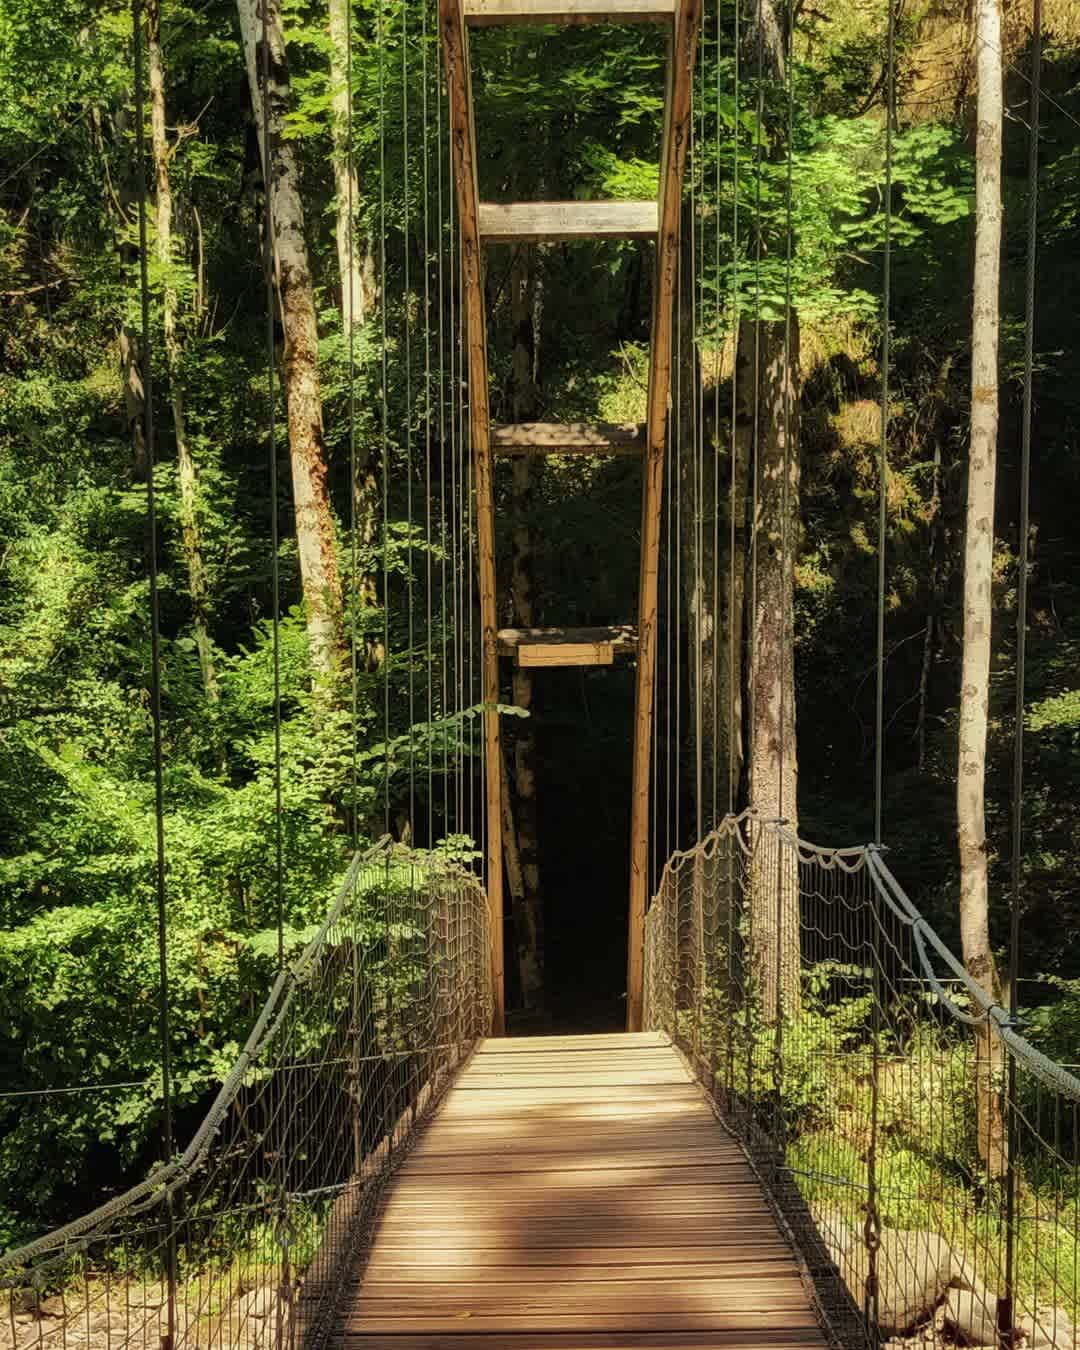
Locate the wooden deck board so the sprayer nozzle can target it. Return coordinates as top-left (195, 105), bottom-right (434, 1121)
top-left (343, 1033), bottom-right (826, 1346)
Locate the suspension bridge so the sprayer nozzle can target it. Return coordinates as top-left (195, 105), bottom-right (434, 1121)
top-left (2, 0), bottom-right (1077, 1347)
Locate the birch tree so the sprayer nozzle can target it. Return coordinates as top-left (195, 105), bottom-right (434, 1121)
top-left (327, 0), bottom-right (375, 335)
top-left (326, 0), bottom-right (380, 669)
top-left (958, 0), bottom-right (1006, 1176)
top-left (237, 0), bottom-right (344, 680)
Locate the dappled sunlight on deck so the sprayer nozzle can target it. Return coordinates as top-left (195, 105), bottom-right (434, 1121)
top-left (342, 1033), bottom-right (828, 1348)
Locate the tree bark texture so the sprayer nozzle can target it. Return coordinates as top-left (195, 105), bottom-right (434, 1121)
top-left (238, 0), bottom-right (344, 681)
top-left (747, 319), bottom-right (800, 1021)
top-left (506, 246), bottom-right (545, 1014)
top-left (959, 0), bottom-right (1006, 1177)
top-left (148, 0), bottom-right (219, 700)
top-left (120, 325), bottom-right (148, 482)
top-left (327, 0), bottom-right (376, 333)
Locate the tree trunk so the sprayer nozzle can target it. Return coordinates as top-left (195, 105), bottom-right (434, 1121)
top-left (326, 0), bottom-right (381, 671)
top-left (120, 325), bottom-right (148, 482)
top-left (237, 0), bottom-right (344, 682)
top-left (958, 0), bottom-right (1006, 1178)
top-left (327, 0), bottom-right (376, 334)
top-left (148, 0), bottom-right (219, 701)
top-left (747, 319), bottom-right (800, 1021)
top-left (506, 246), bottom-right (545, 1014)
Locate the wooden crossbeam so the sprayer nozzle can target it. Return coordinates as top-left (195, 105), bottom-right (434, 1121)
top-left (627, 0), bottom-right (700, 1033)
top-left (498, 626), bottom-right (637, 668)
top-left (479, 200), bottom-right (658, 243)
top-left (519, 643), bottom-right (613, 668)
top-left (464, 0), bottom-right (675, 24)
top-left (439, 0), bottom-right (505, 1036)
top-left (492, 422), bottom-right (644, 455)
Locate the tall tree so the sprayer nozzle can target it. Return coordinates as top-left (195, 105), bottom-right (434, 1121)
top-left (741, 0), bottom-right (800, 1018)
top-left (147, 0), bottom-right (218, 700)
top-left (326, 0), bottom-right (380, 670)
top-left (958, 0), bottom-right (1006, 1175)
top-left (747, 320), bottom-right (800, 1019)
top-left (327, 0), bottom-right (375, 335)
top-left (237, 0), bottom-right (344, 680)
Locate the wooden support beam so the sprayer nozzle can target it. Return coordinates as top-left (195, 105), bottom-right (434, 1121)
top-left (440, 0), bottom-right (505, 1036)
top-left (626, 0), bottom-right (700, 1033)
top-left (498, 626), bottom-right (638, 659)
top-left (519, 643), bottom-right (613, 668)
top-left (464, 0), bottom-right (675, 24)
top-left (479, 200), bottom-right (658, 243)
top-left (492, 422), bottom-right (645, 456)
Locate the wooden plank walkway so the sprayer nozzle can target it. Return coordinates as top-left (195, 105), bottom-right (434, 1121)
top-left (342, 1032), bottom-right (829, 1350)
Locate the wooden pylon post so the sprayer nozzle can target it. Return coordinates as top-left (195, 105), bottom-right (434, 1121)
top-left (440, 0), bottom-right (504, 1035)
top-left (626, 0), bottom-right (700, 1032)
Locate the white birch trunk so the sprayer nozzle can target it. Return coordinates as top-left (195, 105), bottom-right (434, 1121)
top-left (959, 0), bottom-right (1005, 1177)
top-left (237, 0), bottom-right (343, 680)
top-left (327, 0), bottom-right (375, 334)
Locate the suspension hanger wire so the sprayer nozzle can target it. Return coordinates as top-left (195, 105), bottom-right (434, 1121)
top-left (1003, 15), bottom-right (1043, 1316)
top-left (726, 0), bottom-right (740, 822)
top-left (346, 0), bottom-right (358, 853)
top-left (437, 32), bottom-right (449, 845)
top-left (749, 0), bottom-right (764, 833)
top-left (692, 12), bottom-right (704, 848)
top-left (1010, 0), bottom-right (1040, 1027)
top-left (874, 0), bottom-right (896, 848)
top-left (132, 0), bottom-right (177, 1335)
top-left (402, 0), bottom-right (415, 852)
top-left (255, 0), bottom-right (284, 970)
top-left (774, 0), bottom-right (796, 1044)
top-left (422, 0), bottom-right (434, 853)
top-left (378, 0), bottom-right (390, 843)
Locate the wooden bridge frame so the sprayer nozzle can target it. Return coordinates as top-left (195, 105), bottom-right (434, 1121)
top-left (440, 0), bottom-right (700, 1034)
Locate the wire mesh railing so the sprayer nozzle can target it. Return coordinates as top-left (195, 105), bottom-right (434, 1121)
top-left (645, 813), bottom-right (1080, 1350)
top-left (0, 842), bottom-right (491, 1350)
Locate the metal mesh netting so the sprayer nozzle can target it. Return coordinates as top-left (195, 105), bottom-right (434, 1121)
top-left (0, 843), bottom-right (490, 1350)
top-left (645, 814), bottom-right (1080, 1350)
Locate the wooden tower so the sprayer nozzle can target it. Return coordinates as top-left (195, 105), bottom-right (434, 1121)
top-left (440, 0), bottom-right (700, 1034)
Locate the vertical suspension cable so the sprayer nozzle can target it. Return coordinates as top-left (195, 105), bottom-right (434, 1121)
top-left (257, 0), bottom-right (285, 969)
top-left (748, 0), bottom-right (764, 817)
top-left (378, 0), bottom-right (390, 840)
top-left (744, 0), bottom-right (765, 1111)
top-left (402, 0), bottom-right (415, 843)
top-left (437, 34), bottom-right (449, 843)
top-left (773, 0), bottom-right (796, 1133)
top-left (874, 0), bottom-right (896, 847)
top-left (132, 5), bottom-right (176, 1335)
top-left (423, 0), bottom-right (434, 851)
top-left (693, 6), bottom-right (704, 847)
top-left (346, 0), bottom-right (358, 853)
top-left (1005, 0), bottom-right (1041, 1328)
top-left (727, 0), bottom-right (740, 820)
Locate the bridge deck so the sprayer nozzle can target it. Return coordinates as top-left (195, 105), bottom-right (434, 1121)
top-left (342, 1032), bottom-right (828, 1349)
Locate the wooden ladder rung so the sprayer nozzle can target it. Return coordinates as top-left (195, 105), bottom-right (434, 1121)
top-left (498, 626), bottom-right (638, 668)
top-left (492, 422), bottom-right (645, 456)
top-left (478, 200), bottom-right (658, 243)
top-left (464, 0), bottom-right (674, 24)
